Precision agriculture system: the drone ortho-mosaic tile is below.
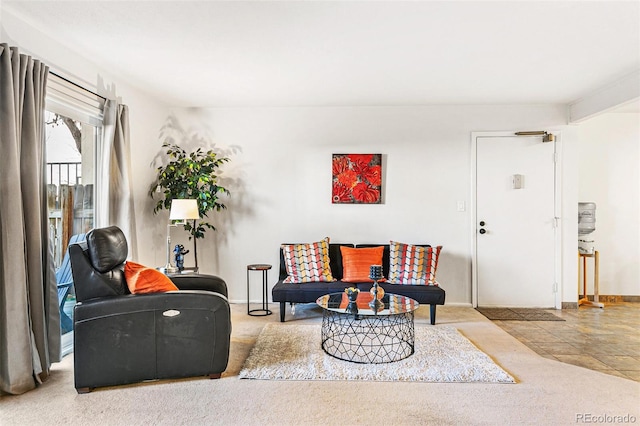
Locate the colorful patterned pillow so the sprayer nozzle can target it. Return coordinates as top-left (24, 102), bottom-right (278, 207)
top-left (387, 241), bottom-right (442, 285)
top-left (340, 246), bottom-right (385, 283)
top-left (281, 238), bottom-right (336, 283)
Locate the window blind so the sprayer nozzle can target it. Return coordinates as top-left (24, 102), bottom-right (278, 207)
top-left (46, 72), bottom-right (105, 126)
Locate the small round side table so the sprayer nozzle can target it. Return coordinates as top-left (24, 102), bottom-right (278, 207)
top-left (247, 264), bottom-right (273, 316)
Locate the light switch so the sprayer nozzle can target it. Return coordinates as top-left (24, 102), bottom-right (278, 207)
top-left (457, 201), bottom-right (466, 212)
top-left (512, 174), bottom-right (524, 189)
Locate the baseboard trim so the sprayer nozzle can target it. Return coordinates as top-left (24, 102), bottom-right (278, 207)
top-left (562, 302), bottom-right (578, 309)
top-left (577, 295), bottom-right (640, 303)
top-left (231, 298), bottom-right (639, 308)
top-left (564, 295), bottom-right (640, 309)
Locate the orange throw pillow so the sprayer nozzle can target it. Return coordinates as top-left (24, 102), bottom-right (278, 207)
top-left (124, 261), bottom-right (179, 294)
top-left (340, 246), bottom-right (385, 283)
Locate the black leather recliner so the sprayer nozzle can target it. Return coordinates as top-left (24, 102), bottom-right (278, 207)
top-left (69, 226), bottom-right (231, 393)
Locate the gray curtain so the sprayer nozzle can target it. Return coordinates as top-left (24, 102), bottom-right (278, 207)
top-left (100, 100), bottom-right (137, 259)
top-left (0, 44), bottom-right (58, 395)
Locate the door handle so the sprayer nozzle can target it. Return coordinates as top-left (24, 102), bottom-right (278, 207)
top-left (479, 229), bottom-right (486, 234)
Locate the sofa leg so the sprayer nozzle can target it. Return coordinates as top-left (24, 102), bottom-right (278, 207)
top-left (209, 373), bottom-right (222, 379)
top-left (430, 304), bottom-right (437, 325)
top-left (76, 387), bottom-right (92, 394)
top-left (280, 302), bottom-right (286, 322)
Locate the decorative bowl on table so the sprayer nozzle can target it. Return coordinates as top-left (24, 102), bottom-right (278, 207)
top-left (345, 287), bottom-right (360, 302)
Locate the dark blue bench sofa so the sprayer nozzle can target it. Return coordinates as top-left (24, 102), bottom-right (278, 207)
top-left (271, 243), bottom-right (446, 324)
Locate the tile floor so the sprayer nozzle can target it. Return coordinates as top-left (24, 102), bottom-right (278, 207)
top-left (492, 302), bottom-right (640, 382)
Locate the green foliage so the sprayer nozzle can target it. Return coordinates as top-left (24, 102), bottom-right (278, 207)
top-left (149, 142), bottom-right (230, 239)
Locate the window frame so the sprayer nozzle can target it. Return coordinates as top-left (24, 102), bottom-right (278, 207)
top-left (45, 71), bottom-right (106, 357)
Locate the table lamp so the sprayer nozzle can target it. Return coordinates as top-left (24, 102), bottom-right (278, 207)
top-left (162, 199), bottom-right (199, 274)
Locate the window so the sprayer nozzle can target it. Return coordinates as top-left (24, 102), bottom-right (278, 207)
top-left (46, 111), bottom-right (97, 264)
top-left (46, 72), bottom-right (105, 355)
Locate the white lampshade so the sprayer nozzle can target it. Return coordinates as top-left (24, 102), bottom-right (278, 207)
top-left (169, 199), bottom-right (199, 220)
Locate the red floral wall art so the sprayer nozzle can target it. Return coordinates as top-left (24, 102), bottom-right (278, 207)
top-left (332, 154), bottom-right (382, 204)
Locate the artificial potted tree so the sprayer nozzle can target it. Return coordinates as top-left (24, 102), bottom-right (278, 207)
top-left (149, 142), bottom-right (230, 270)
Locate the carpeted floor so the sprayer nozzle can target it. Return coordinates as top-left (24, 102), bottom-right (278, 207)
top-left (476, 307), bottom-right (565, 321)
top-left (1, 304), bottom-right (638, 426)
top-left (239, 323), bottom-right (515, 383)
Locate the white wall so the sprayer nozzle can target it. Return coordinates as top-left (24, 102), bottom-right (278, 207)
top-left (577, 113), bottom-right (640, 296)
top-left (135, 106), bottom-right (573, 304)
top-left (2, 8), bottom-right (586, 305)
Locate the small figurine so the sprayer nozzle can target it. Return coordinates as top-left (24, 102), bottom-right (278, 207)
top-left (173, 244), bottom-right (189, 272)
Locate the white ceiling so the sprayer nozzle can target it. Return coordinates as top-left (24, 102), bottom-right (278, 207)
top-left (4, 1), bottom-right (640, 108)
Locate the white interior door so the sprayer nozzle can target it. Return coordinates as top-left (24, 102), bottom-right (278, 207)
top-left (475, 135), bottom-right (557, 308)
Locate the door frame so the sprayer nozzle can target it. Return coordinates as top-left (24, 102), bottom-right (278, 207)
top-left (471, 131), bottom-right (563, 309)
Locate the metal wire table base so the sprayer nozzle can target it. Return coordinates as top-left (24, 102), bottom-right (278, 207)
top-left (320, 309), bottom-right (415, 364)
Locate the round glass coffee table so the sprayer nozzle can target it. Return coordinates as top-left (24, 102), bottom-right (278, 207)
top-left (316, 292), bottom-right (419, 364)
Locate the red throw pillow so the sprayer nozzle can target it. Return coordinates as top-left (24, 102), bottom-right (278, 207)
top-left (340, 246), bottom-right (385, 283)
top-left (124, 261), bottom-right (179, 294)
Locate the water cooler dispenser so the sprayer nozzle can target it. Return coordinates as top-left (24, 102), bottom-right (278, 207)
top-left (578, 202), bottom-right (603, 308)
top-left (578, 202), bottom-right (596, 254)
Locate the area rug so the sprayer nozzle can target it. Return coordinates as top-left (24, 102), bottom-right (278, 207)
top-left (239, 324), bottom-right (515, 383)
top-left (476, 308), bottom-right (565, 321)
